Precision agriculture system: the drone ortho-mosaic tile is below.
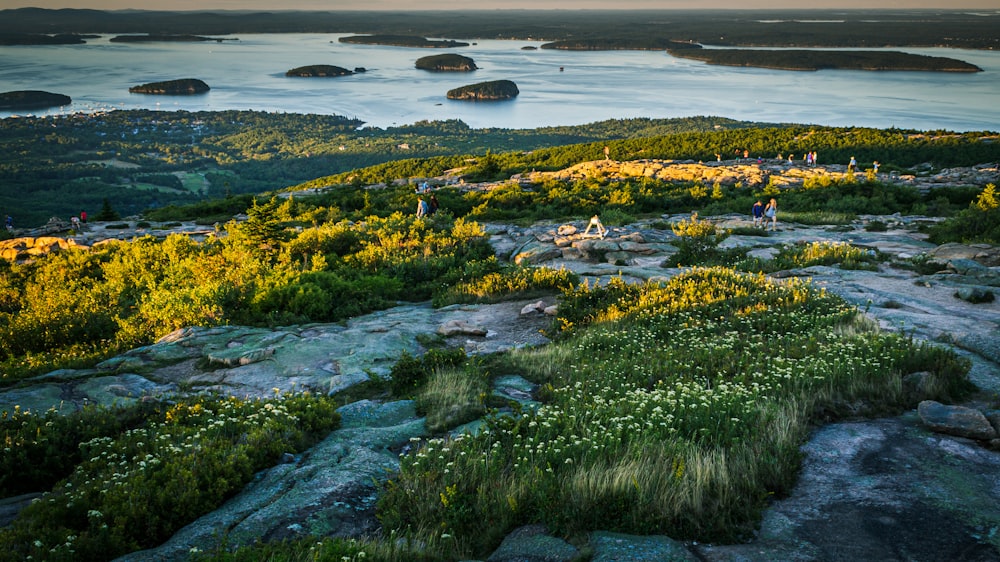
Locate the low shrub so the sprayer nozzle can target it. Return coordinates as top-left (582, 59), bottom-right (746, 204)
top-left (668, 213), bottom-right (730, 266)
top-left (865, 220), bottom-right (888, 232)
top-left (747, 241), bottom-right (883, 272)
top-left (389, 348), bottom-right (468, 398)
top-left (0, 392), bottom-right (340, 562)
top-left (433, 264), bottom-right (579, 307)
top-left (926, 184), bottom-right (1000, 244)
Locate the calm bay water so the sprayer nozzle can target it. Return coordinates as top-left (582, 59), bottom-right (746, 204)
top-left (1, 33), bottom-right (998, 131)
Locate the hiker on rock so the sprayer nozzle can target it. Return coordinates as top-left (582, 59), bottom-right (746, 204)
top-left (752, 200), bottom-right (765, 228)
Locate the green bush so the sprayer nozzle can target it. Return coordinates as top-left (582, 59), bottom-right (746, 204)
top-left (0, 392), bottom-right (340, 562)
top-left (926, 184), bottom-right (1000, 244)
top-left (668, 213), bottom-right (731, 266)
top-left (433, 264), bottom-right (579, 307)
top-left (389, 348), bottom-right (468, 398)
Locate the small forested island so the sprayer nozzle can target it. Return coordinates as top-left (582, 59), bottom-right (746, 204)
top-left (667, 47), bottom-right (983, 72)
top-left (339, 34), bottom-right (469, 48)
top-left (128, 78), bottom-right (210, 95)
top-left (285, 65), bottom-right (353, 77)
top-left (0, 33), bottom-right (92, 45)
top-left (541, 38), bottom-right (692, 51)
top-left (0, 90), bottom-right (71, 110)
top-left (415, 53), bottom-right (477, 71)
top-left (447, 79), bottom-right (519, 101)
top-left (110, 34), bottom-right (233, 43)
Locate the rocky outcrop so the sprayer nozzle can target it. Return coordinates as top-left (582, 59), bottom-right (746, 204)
top-left (516, 159), bottom-right (1000, 195)
top-left (285, 65), bottom-right (353, 77)
top-left (917, 400), bottom-right (998, 441)
top-left (0, 236), bottom-right (88, 261)
top-left (0, 90), bottom-right (71, 110)
top-left (128, 78), bottom-right (210, 95)
top-left (447, 80), bottom-right (519, 101)
top-left (694, 416), bottom-right (1000, 561)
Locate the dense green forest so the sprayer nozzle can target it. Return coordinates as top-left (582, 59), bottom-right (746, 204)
top-left (2, 109), bottom-right (998, 228)
top-left (1, 9), bottom-right (997, 50)
top-left (0, 111), bottom-right (780, 227)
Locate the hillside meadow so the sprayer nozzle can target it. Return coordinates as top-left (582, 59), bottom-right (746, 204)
top-left (0, 124), bottom-right (998, 560)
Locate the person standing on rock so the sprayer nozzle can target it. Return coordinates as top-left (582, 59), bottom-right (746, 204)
top-left (604, 145), bottom-right (610, 160)
top-left (848, 156), bottom-right (857, 173)
top-left (765, 198), bottom-right (778, 231)
top-left (80, 209), bottom-right (87, 223)
top-left (752, 200), bottom-right (765, 228)
top-left (4, 215), bottom-right (12, 232)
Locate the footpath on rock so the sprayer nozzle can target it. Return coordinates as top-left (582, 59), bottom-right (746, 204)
top-left (1, 159), bottom-right (999, 561)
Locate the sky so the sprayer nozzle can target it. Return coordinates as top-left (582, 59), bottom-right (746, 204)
top-left (1, 0), bottom-right (998, 10)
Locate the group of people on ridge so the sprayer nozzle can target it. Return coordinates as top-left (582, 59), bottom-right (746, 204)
top-left (751, 198), bottom-right (778, 231)
top-left (416, 194), bottom-right (439, 218)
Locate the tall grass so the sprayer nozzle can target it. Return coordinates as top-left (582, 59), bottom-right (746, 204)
top-left (377, 267), bottom-right (970, 557)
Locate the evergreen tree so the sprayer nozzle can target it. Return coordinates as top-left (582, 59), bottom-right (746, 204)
top-left (95, 198), bottom-right (120, 221)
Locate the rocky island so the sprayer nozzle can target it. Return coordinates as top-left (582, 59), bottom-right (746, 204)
top-left (415, 53), bottom-right (477, 71)
top-left (666, 46), bottom-right (984, 72)
top-left (0, 90), bottom-right (71, 110)
top-left (285, 65), bottom-right (353, 77)
top-left (447, 79), bottom-right (519, 100)
top-left (338, 34), bottom-right (469, 48)
top-left (128, 78), bottom-right (210, 95)
top-left (110, 34), bottom-right (233, 43)
top-left (0, 33), bottom-right (92, 45)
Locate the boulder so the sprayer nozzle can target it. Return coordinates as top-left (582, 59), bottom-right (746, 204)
top-left (513, 240), bottom-right (563, 265)
top-left (918, 400), bottom-right (998, 440)
top-left (929, 243), bottom-right (1000, 267)
top-left (589, 531), bottom-right (699, 562)
top-left (438, 319), bottom-right (487, 337)
top-left (520, 300), bottom-right (546, 315)
top-left (487, 524), bottom-right (579, 562)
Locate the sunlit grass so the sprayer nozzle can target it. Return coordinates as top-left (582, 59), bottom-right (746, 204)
top-left (377, 267), bottom-right (971, 557)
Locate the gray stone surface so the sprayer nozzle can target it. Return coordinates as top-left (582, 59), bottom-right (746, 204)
top-left (694, 415), bottom-right (1000, 561)
top-left (486, 524), bottom-right (580, 562)
top-left (589, 531), bottom-right (699, 561)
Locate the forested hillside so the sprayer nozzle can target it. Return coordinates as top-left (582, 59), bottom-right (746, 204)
top-left (2, 109), bottom-right (997, 228)
top-left (0, 112), bottom-right (774, 227)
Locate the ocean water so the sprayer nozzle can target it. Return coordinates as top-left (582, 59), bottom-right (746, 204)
top-left (1, 34), bottom-right (998, 131)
